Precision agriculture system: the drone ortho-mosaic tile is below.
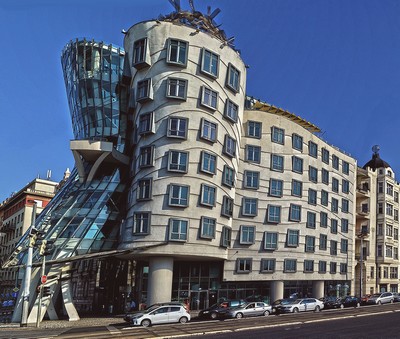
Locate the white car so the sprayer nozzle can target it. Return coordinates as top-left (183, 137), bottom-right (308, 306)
top-left (367, 292), bottom-right (394, 305)
top-left (278, 298), bottom-right (324, 313)
top-left (129, 304), bottom-right (190, 327)
top-left (227, 302), bottom-right (272, 318)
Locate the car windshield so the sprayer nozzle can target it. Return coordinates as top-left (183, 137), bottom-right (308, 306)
top-left (287, 299), bottom-right (301, 305)
top-left (144, 305), bottom-right (160, 313)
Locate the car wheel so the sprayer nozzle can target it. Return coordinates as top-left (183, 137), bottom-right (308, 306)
top-left (210, 312), bottom-right (217, 319)
top-left (391, 299), bottom-right (394, 304)
top-left (356, 302), bottom-right (360, 308)
top-left (235, 313), bottom-right (244, 319)
top-left (378, 301), bottom-right (382, 305)
top-left (141, 319), bottom-right (151, 327)
top-left (293, 308), bottom-right (299, 313)
top-left (314, 306), bottom-right (321, 312)
top-left (179, 316), bottom-right (188, 324)
top-left (263, 310), bottom-right (270, 316)
top-left (340, 304), bottom-right (344, 309)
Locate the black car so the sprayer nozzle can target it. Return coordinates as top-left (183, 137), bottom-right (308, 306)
top-left (324, 296), bottom-right (361, 309)
top-left (198, 300), bottom-right (246, 319)
top-left (323, 296), bottom-right (341, 309)
top-left (271, 298), bottom-right (296, 314)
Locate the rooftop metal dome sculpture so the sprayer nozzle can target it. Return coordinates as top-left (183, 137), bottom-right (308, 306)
top-left (363, 145), bottom-right (390, 171)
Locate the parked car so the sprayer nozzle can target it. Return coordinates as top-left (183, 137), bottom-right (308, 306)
top-left (124, 302), bottom-right (186, 323)
top-left (338, 296), bottom-right (361, 308)
top-left (322, 296), bottom-right (341, 309)
top-left (226, 302), bottom-right (272, 319)
top-left (367, 292), bottom-right (394, 305)
top-left (127, 304), bottom-right (190, 327)
top-left (392, 293), bottom-right (400, 302)
top-left (271, 298), bottom-right (296, 314)
top-left (198, 300), bottom-right (246, 319)
top-left (278, 298), bottom-right (324, 313)
top-left (361, 294), bottom-right (372, 305)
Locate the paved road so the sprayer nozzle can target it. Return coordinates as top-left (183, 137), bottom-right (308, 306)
top-left (1, 303), bottom-right (399, 338)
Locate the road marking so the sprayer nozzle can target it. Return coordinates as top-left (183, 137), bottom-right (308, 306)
top-left (106, 325), bottom-right (121, 334)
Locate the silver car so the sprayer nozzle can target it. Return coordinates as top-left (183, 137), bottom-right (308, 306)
top-left (227, 302), bottom-right (272, 319)
top-left (367, 292), bottom-right (394, 305)
top-left (279, 298), bottom-right (324, 313)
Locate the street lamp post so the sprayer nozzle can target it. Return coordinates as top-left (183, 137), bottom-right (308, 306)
top-left (20, 201), bottom-right (37, 327)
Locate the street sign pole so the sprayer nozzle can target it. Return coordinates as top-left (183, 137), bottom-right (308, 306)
top-left (36, 256), bottom-right (46, 328)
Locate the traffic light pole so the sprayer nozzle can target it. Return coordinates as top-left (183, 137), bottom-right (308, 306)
top-left (36, 256), bottom-right (45, 328)
top-left (21, 202), bottom-right (37, 327)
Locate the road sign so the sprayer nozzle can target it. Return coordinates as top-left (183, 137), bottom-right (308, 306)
top-left (41, 275), bottom-right (47, 284)
top-left (12, 287), bottom-right (19, 292)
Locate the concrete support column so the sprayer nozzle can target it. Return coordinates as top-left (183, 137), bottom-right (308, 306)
top-left (312, 280), bottom-right (324, 299)
top-left (148, 257), bottom-right (174, 306)
top-left (270, 280), bottom-right (284, 303)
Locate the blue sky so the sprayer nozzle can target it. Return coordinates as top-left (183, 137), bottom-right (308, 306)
top-left (1, 0), bottom-right (400, 200)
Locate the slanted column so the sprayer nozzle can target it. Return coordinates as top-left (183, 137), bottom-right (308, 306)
top-left (147, 257), bottom-right (174, 306)
top-left (270, 280), bottom-right (284, 303)
top-left (312, 280), bottom-right (324, 299)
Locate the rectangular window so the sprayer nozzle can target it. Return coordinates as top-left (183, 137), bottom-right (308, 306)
top-left (330, 262), bottom-right (337, 274)
top-left (320, 212), bottom-right (328, 228)
top-left (201, 151), bottom-right (217, 174)
top-left (260, 259), bottom-right (275, 273)
top-left (321, 190), bottom-right (328, 206)
top-left (308, 189), bottom-right (317, 205)
top-left (322, 148), bottom-right (329, 164)
top-left (341, 218), bottom-right (349, 233)
top-left (304, 260), bottom-right (314, 273)
top-left (138, 112), bottom-right (154, 135)
top-left (248, 121), bottom-right (261, 138)
top-left (289, 204), bottom-right (301, 222)
top-left (386, 224), bottom-right (393, 237)
top-left (220, 226), bottom-right (231, 247)
top-left (332, 177), bottom-right (339, 192)
top-left (305, 235), bottom-right (315, 252)
top-left (136, 78), bottom-right (152, 103)
top-left (133, 212), bottom-right (151, 234)
top-left (269, 179), bottom-right (283, 197)
top-left (386, 203), bottom-right (393, 216)
top-left (200, 119), bottom-right (217, 142)
top-left (224, 99), bottom-right (238, 122)
top-left (342, 179), bottom-right (350, 194)
top-left (222, 165), bottom-right (235, 187)
top-left (267, 205), bottom-right (281, 224)
top-left (331, 219), bottom-right (338, 234)
top-left (342, 199), bottom-right (349, 213)
top-left (272, 126), bottom-right (285, 144)
top-left (307, 212), bottom-right (316, 229)
top-left (341, 239), bottom-right (348, 253)
top-left (309, 166), bottom-right (318, 183)
top-left (242, 198), bottom-right (257, 216)
top-left (139, 146), bottom-right (154, 168)
top-left (287, 229), bottom-right (299, 247)
top-left (201, 48), bottom-right (219, 77)
top-left (200, 184), bottom-right (216, 206)
top-left (331, 198), bottom-right (338, 213)
top-left (340, 264), bottom-right (347, 275)
top-left (264, 232), bottom-right (278, 250)
top-left (332, 155), bottom-right (339, 170)
top-left (240, 225), bottom-right (255, 244)
top-left (166, 78), bottom-right (187, 100)
top-left (200, 216), bottom-right (216, 239)
top-left (309, 141), bottom-right (318, 157)
top-left (168, 150), bottom-right (188, 172)
top-left (246, 145), bottom-right (261, 163)
top-left (292, 133), bottom-right (303, 151)
top-left (322, 169), bottom-right (329, 184)
top-left (271, 154), bottom-right (284, 172)
top-left (291, 180), bottom-right (302, 197)
top-left (222, 196), bottom-right (233, 217)
top-left (378, 182), bottom-right (384, 193)
top-left (133, 38), bottom-right (148, 68)
top-left (169, 218), bottom-right (188, 242)
top-left (330, 240), bottom-right (338, 255)
top-left (201, 86), bottom-right (218, 110)
top-left (319, 234), bottom-right (327, 250)
top-left (236, 258), bottom-right (252, 273)
top-left (244, 171), bottom-right (259, 189)
top-left (167, 117), bottom-right (188, 138)
top-left (167, 39), bottom-right (188, 66)
top-left (387, 184), bottom-right (394, 196)
top-left (342, 161), bottom-right (350, 175)
top-left (319, 261), bottom-right (327, 273)
top-left (377, 245), bottom-right (382, 257)
top-left (284, 259), bottom-right (297, 272)
top-left (169, 184), bottom-right (189, 207)
top-left (292, 156), bottom-right (303, 173)
top-left (226, 63), bottom-right (240, 92)
top-left (394, 228), bottom-right (399, 240)
top-left (137, 178), bottom-right (152, 201)
top-left (223, 135), bottom-right (236, 157)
